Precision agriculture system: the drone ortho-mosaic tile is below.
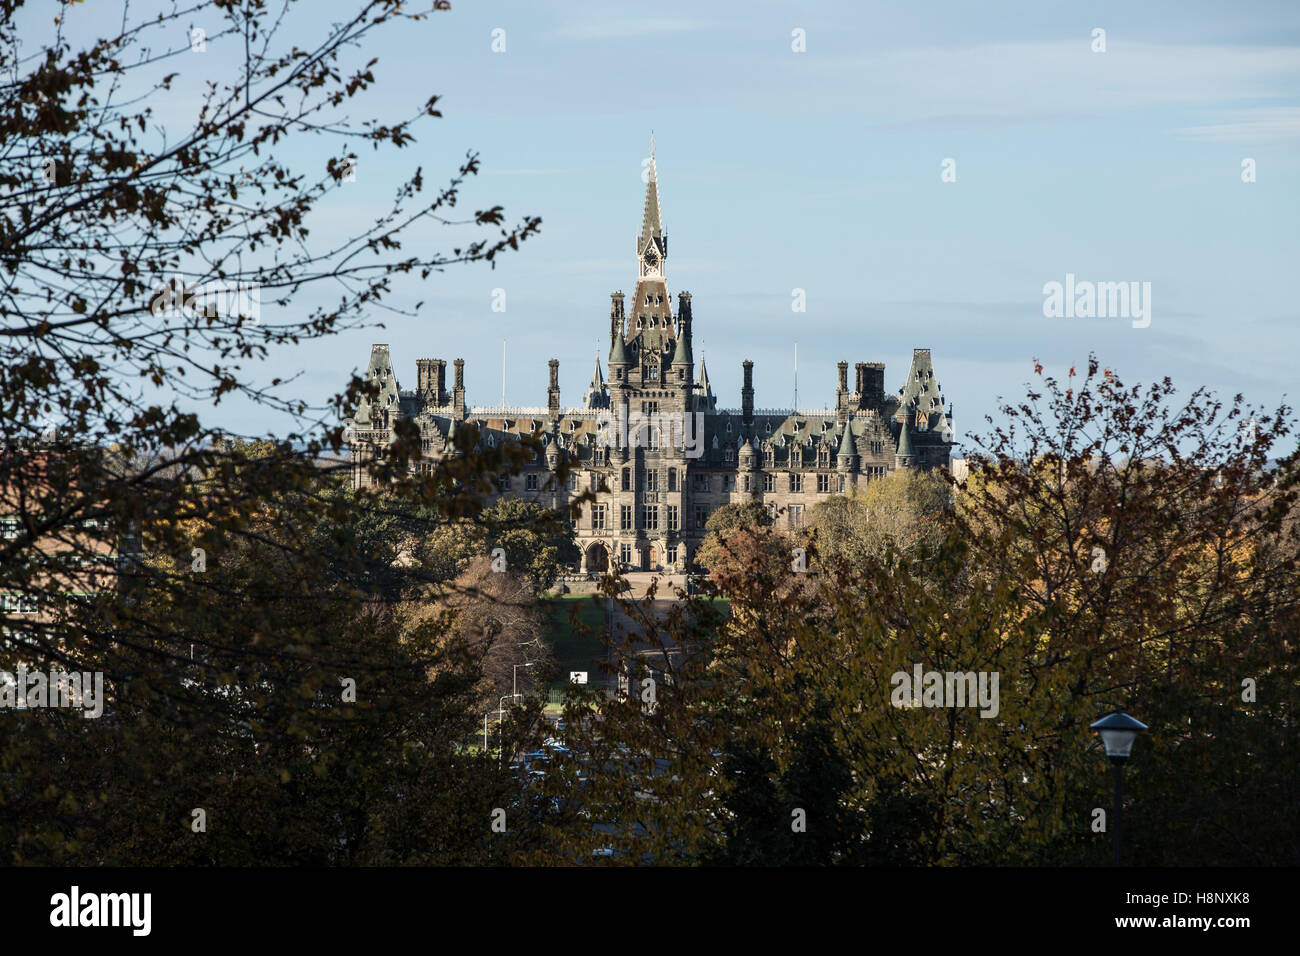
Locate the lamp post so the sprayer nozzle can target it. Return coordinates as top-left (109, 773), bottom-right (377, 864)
top-left (513, 661), bottom-right (536, 698)
top-left (498, 693), bottom-right (522, 766)
top-left (1090, 710), bottom-right (1148, 867)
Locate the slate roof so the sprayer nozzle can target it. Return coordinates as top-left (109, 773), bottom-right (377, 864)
top-left (353, 344), bottom-right (401, 427)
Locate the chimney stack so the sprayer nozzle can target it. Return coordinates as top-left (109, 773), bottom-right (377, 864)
top-left (547, 358), bottom-right (560, 418)
top-left (742, 360), bottom-right (754, 427)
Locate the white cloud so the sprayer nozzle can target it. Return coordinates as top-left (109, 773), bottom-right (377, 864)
top-left (803, 42), bottom-right (1300, 121)
top-left (553, 18), bottom-right (706, 40)
top-left (482, 168), bottom-right (586, 176)
top-left (1173, 107), bottom-right (1300, 142)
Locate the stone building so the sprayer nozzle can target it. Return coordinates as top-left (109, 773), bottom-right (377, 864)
top-left (348, 148), bottom-right (955, 573)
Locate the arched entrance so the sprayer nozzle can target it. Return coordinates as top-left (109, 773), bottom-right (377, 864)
top-left (584, 541), bottom-right (609, 573)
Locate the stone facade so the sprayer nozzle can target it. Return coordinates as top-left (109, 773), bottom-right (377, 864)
top-left (348, 149), bottom-right (955, 573)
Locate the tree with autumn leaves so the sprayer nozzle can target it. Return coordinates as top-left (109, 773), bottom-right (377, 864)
top-left (538, 357), bottom-right (1298, 865)
top-left (1, 0), bottom-right (548, 864)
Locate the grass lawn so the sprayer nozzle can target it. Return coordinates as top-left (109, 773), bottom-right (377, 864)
top-left (542, 594), bottom-right (608, 691)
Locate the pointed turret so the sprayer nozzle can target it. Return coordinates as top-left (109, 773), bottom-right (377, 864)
top-left (444, 416), bottom-right (459, 456)
top-left (837, 420), bottom-right (857, 472)
top-left (739, 436), bottom-right (757, 470)
top-left (670, 290), bottom-right (694, 371)
top-left (896, 421), bottom-right (914, 467)
top-left (583, 356), bottom-right (609, 409)
top-left (608, 291), bottom-right (629, 370)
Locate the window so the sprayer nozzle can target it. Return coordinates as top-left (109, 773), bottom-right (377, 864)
top-left (724, 448), bottom-right (735, 463)
top-left (763, 474), bottom-right (775, 493)
top-left (643, 505), bottom-right (659, 531)
top-left (817, 473), bottom-right (832, 493)
top-left (526, 473), bottom-right (539, 491)
top-left (666, 546), bottom-right (678, 566)
top-left (621, 505), bottom-right (634, 530)
top-left (789, 505), bottom-right (804, 527)
top-left (2, 592), bottom-right (40, 614)
top-left (1, 518), bottom-right (19, 540)
top-left (694, 473), bottom-right (710, 492)
top-left (566, 472), bottom-right (578, 491)
top-left (789, 473), bottom-right (804, 493)
top-left (668, 468), bottom-right (677, 491)
top-left (743, 475), bottom-right (751, 492)
top-left (721, 474), bottom-right (733, 492)
top-left (667, 505), bottom-right (679, 533)
top-left (695, 507), bottom-right (709, 530)
top-left (647, 364), bottom-right (659, 381)
top-left (645, 469), bottom-right (659, 491)
top-left (766, 503), bottom-right (777, 521)
top-left (499, 474), bottom-right (511, 491)
top-left (592, 504), bottom-right (606, 530)
top-left (839, 475), bottom-right (846, 493)
top-left (620, 543), bottom-right (633, 566)
top-left (622, 467), bottom-right (631, 491)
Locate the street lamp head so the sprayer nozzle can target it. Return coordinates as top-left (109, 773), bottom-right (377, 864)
top-left (1090, 710), bottom-right (1149, 761)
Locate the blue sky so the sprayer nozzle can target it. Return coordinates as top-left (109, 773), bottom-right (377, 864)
top-left (44, 1), bottom-right (1300, 450)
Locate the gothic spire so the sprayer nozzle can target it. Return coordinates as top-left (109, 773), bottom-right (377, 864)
top-left (639, 132), bottom-right (665, 260)
top-left (583, 356), bottom-right (609, 409)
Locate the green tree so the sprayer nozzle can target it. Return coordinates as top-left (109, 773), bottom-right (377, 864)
top-left (809, 467), bottom-right (950, 563)
top-left (481, 497), bottom-right (579, 593)
top-left (694, 500), bottom-right (774, 571)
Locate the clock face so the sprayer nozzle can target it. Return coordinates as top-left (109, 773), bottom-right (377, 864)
top-left (643, 251), bottom-right (657, 270)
